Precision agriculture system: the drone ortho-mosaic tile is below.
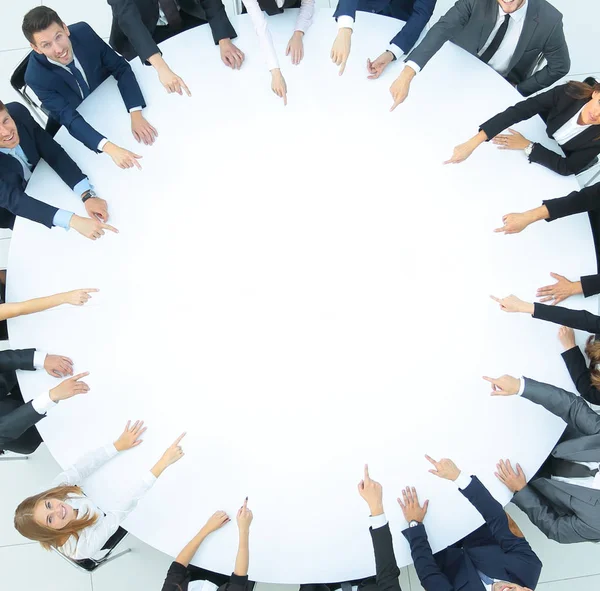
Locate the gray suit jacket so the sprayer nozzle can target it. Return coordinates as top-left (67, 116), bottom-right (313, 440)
top-left (405, 0), bottom-right (570, 96)
top-left (512, 377), bottom-right (600, 543)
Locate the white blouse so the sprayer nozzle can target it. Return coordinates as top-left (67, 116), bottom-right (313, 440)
top-left (240, 0), bottom-right (315, 71)
top-left (51, 443), bottom-right (156, 560)
top-left (553, 106), bottom-right (592, 146)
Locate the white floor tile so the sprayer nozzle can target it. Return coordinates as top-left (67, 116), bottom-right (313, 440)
top-left (538, 574), bottom-right (600, 591)
top-left (90, 533), bottom-right (173, 591)
top-left (49, 0), bottom-right (114, 40)
top-left (0, 543), bottom-right (92, 591)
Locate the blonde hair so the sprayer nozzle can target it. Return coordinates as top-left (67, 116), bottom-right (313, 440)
top-left (14, 485), bottom-right (98, 550)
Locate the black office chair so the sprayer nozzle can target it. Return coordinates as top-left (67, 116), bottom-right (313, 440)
top-left (10, 52), bottom-right (61, 137)
top-left (51, 526), bottom-right (131, 573)
top-left (583, 76), bottom-right (598, 87)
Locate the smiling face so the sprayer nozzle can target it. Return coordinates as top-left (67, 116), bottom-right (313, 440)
top-left (492, 582), bottom-right (532, 591)
top-left (581, 91), bottom-right (600, 125)
top-left (0, 108), bottom-right (20, 149)
top-left (33, 497), bottom-right (76, 530)
top-left (30, 22), bottom-right (73, 65)
top-left (497, 0), bottom-right (527, 13)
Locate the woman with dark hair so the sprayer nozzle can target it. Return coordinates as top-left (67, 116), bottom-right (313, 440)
top-left (14, 421), bottom-right (186, 559)
top-left (161, 498), bottom-right (253, 591)
top-left (446, 80), bottom-right (600, 175)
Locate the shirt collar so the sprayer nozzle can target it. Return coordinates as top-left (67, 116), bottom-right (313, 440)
top-left (499, 0), bottom-right (528, 22)
top-left (47, 51), bottom-right (79, 70)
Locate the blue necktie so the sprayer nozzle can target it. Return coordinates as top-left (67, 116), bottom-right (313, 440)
top-left (65, 61), bottom-right (90, 99)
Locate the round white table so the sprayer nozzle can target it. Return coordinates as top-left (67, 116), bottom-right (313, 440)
top-left (8, 9), bottom-right (597, 584)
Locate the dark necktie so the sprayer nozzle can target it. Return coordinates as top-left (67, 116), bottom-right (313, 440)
top-left (480, 14), bottom-right (511, 64)
top-left (551, 457), bottom-right (599, 479)
top-left (65, 61), bottom-right (90, 99)
top-left (158, 0), bottom-right (183, 29)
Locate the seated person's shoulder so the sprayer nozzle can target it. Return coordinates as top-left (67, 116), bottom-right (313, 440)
top-left (5, 102), bottom-right (33, 123)
top-left (537, 0), bottom-right (564, 23)
top-left (69, 21), bottom-right (103, 42)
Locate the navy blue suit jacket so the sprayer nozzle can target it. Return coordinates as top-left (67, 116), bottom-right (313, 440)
top-left (0, 103), bottom-right (86, 228)
top-left (403, 477), bottom-right (542, 591)
top-left (334, 0), bottom-right (436, 54)
top-left (25, 22), bottom-right (146, 153)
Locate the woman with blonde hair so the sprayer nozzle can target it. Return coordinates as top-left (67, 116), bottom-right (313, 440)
top-left (14, 420), bottom-right (186, 560)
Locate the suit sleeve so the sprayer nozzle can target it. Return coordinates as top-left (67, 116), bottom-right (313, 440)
top-left (404, 0), bottom-right (474, 71)
top-left (543, 184), bottom-right (600, 221)
top-left (0, 177), bottom-right (59, 228)
top-left (515, 18), bottom-right (570, 97)
top-left (333, 0), bottom-right (358, 21)
top-left (197, 0), bottom-right (237, 44)
top-left (521, 377), bottom-right (600, 435)
top-left (0, 400), bottom-right (44, 448)
top-left (161, 561), bottom-right (190, 591)
top-left (108, 0), bottom-right (162, 64)
top-left (581, 274), bottom-right (600, 298)
top-left (479, 85), bottom-right (560, 141)
top-left (390, 0), bottom-right (436, 54)
top-left (529, 142), bottom-right (600, 176)
top-left (513, 485), bottom-right (600, 543)
top-left (560, 346), bottom-right (600, 405)
top-left (402, 524), bottom-right (455, 591)
top-left (0, 349), bottom-right (35, 373)
top-left (533, 302), bottom-right (600, 335)
top-left (368, 524), bottom-right (402, 591)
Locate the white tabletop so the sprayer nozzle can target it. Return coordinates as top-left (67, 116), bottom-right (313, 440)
top-left (7, 9), bottom-right (596, 584)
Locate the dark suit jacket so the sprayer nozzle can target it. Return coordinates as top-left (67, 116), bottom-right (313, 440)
top-left (0, 349), bottom-right (45, 452)
top-left (108, 0), bottom-right (237, 63)
top-left (513, 378), bottom-right (600, 543)
top-left (480, 84), bottom-right (600, 176)
top-left (406, 0), bottom-right (570, 97)
top-left (334, 0), bottom-right (436, 54)
top-left (0, 103), bottom-right (87, 228)
top-left (25, 22), bottom-right (146, 153)
top-left (533, 302), bottom-right (600, 337)
top-left (402, 476), bottom-right (541, 591)
top-left (162, 566), bottom-right (248, 591)
top-left (560, 346), bottom-right (600, 406)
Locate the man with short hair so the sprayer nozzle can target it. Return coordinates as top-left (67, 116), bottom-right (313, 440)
top-left (0, 101), bottom-right (116, 240)
top-left (23, 6), bottom-right (157, 170)
top-left (389, 0), bottom-right (570, 110)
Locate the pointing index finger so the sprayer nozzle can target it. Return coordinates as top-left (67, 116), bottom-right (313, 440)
top-left (424, 454), bottom-right (437, 467)
top-left (364, 463), bottom-right (370, 481)
top-left (173, 431), bottom-right (187, 446)
top-left (102, 223), bottom-right (119, 234)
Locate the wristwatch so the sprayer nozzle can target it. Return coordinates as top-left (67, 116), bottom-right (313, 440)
top-left (524, 142), bottom-right (534, 158)
top-left (409, 520), bottom-right (420, 528)
top-left (81, 189), bottom-right (97, 203)
top-left (386, 49), bottom-right (397, 62)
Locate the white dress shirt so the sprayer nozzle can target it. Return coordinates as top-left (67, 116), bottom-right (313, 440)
top-left (553, 106), bottom-right (592, 146)
top-left (517, 378), bottom-right (600, 490)
top-left (406, 0), bottom-right (528, 75)
top-left (336, 15), bottom-right (404, 62)
top-left (28, 350), bottom-right (60, 416)
top-left (241, 0), bottom-right (315, 71)
top-left (50, 443), bottom-right (156, 560)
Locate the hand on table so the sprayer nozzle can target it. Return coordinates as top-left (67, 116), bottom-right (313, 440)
top-left (357, 464), bottom-right (384, 516)
top-left (103, 142), bottom-right (143, 170)
top-left (558, 326), bottom-right (576, 350)
top-left (157, 64), bottom-right (191, 96)
top-left (114, 419), bottom-right (147, 451)
top-left (84, 197), bottom-right (109, 223)
top-left (492, 129), bottom-right (530, 151)
top-left (220, 38), bottom-right (245, 70)
top-left (425, 455), bottom-right (460, 481)
top-left (389, 67), bottom-right (415, 111)
top-left (44, 354), bottom-right (73, 378)
top-left (367, 51), bottom-right (393, 79)
top-left (536, 273), bottom-right (583, 305)
top-left (489, 294), bottom-right (533, 314)
top-left (131, 112), bottom-right (158, 146)
top-left (49, 371), bottom-right (90, 402)
top-left (494, 212), bottom-right (533, 234)
top-left (331, 28), bottom-right (352, 75)
top-left (69, 214), bottom-right (119, 241)
top-left (482, 375), bottom-right (521, 396)
top-left (397, 486), bottom-right (428, 523)
top-left (62, 288), bottom-right (99, 306)
top-left (271, 69), bottom-right (288, 105)
top-left (495, 459), bottom-right (526, 493)
top-left (286, 31), bottom-right (305, 65)
top-left (237, 497), bottom-right (253, 531)
top-left (202, 510), bottom-right (231, 534)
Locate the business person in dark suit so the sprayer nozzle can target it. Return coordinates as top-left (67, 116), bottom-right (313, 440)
top-left (447, 80), bottom-right (600, 174)
top-left (0, 350), bottom-right (88, 454)
top-left (390, 0), bottom-right (570, 110)
top-left (23, 6), bottom-right (156, 170)
top-left (108, 0), bottom-right (244, 97)
top-left (330, 0), bottom-right (436, 77)
top-left (400, 456), bottom-right (542, 591)
top-left (485, 374), bottom-right (600, 543)
top-left (161, 499), bottom-right (253, 591)
top-left (0, 101), bottom-right (117, 240)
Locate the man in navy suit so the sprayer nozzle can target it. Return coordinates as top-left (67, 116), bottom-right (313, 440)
top-left (23, 6), bottom-right (157, 170)
top-left (0, 101), bottom-right (116, 240)
top-left (330, 0), bottom-right (436, 76)
top-left (398, 455), bottom-right (542, 591)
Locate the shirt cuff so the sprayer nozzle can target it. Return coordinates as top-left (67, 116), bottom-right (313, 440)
top-left (129, 107), bottom-right (143, 113)
top-left (517, 377), bottom-right (525, 396)
top-left (73, 177), bottom-right (93, 199)
top-left (98, 138), bottom-right (109, 151)
top-left (31, 391), bottom-right (57, 415)
top-left (33, 350), bottom-right (47, 369)
top-left (52, 209), bottom-right (74, 231)
top-left (369, 513), bottom-right (388, 529)
top-left (388, 44), bottom-right (404, 61)
top-left (404, 60), bottom-right (421, 74)
top-left (143, 471), bottom-right (158, 486)
top-left (337, 16), bottom-right (354, 30)
top-left (454, 472), bottom-right (472, 490)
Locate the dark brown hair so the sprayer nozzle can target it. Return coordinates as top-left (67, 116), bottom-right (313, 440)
top-left (585, 336), bottom-right (600, 390)
top-left (0, 101), bottom-right (5, 112)
top-left (566, 80), bottom-right (600, 140)
top-left (22, 6), bottom-right (64, 44)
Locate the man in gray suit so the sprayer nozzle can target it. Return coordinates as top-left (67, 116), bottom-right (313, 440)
top-left (390, 0), bottom-right (570, 110)
top-left (484, 374), bottom-right (600, 544)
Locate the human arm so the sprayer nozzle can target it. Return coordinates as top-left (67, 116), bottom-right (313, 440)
top-left (529, 143), bottom-right (600, 176)
top-left (533, 302), bottom-right (600, 335)
top-left (389, 0), bottom-right (436, 56)
top-left (0, 288), bottom-right (98, 321)
top-left (242, 0), bottom-right (279, 73)
top-left (197, 0), bottom-right (238, 45)
top-left (542, 183), bottom-right (600, 222)
top-left (286, 0), bottom-right (315, 65)
top-left (175, 511), bottom-right (231, 568)
top-left (0, 348), bottom-right (35, 373)
top-left (234, 497), bottom-right (252, 576)
top-left (0, 177), bottom-right (60, 228)
top-left (560, 344), bottom-right (600, 405)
